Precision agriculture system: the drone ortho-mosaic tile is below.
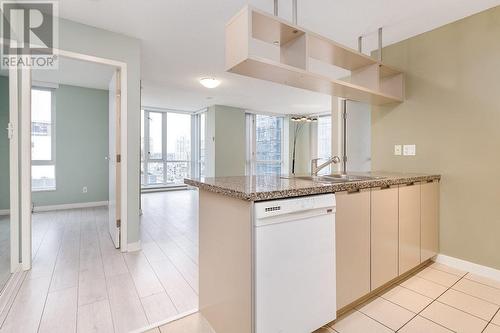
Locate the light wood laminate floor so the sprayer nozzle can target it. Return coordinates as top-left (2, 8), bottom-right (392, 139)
top-left (0, 190), bottom-right (199, 333)
top-left (0, 216), bottom-right (11, 294)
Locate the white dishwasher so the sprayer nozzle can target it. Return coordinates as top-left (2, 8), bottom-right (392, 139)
top-left (254, 194), bottom-right (336, 333)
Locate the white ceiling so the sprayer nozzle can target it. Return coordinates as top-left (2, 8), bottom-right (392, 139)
top-left (56, 0), bottom-right (500, 114)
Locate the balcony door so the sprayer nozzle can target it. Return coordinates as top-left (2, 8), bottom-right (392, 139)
top-left (142, 110), bottom-right (192, 187)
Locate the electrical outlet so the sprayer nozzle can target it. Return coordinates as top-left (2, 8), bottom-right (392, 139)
top-left (394, 145), bottom-right (402, 156)
top-left (403, 144), bottom-right (416, 156)
top-left (82, 186), bottom-right (88, 193)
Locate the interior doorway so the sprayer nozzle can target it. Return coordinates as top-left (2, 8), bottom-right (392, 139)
top-left (28, 55), bottom-right (125, 265)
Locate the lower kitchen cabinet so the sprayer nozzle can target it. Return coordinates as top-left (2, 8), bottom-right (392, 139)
top-left (421, 181), bottom-right (440, 261)
top-left (371, 186), bottom-right (399, 290)
top-left (399, 183), bottom-right (421, 274)
top-left (335, 189), bottom-right (371, 309)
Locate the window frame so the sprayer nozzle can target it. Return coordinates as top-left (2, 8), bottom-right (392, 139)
top-left (311, 114), bottom-right (333, 175)
top-left (31, 87), bottom-right (56, 192)
top-left (246, 112), bottom-right (287, 176)
top-left (192, 109), bottom-right (207, 179)
top-left (141, 107), bottom-right (198, 187)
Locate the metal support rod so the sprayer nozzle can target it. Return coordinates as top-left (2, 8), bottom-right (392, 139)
top-left (292, 0), bottom-right (297, 24)
top-left (378, 27), bottom-right (383, 61)
top-left (274, 0), bottom-right (278, 16)
top-left (358, 36), bottom-right (363, 53)
top-left (342, 99), bottom-right (347, 174)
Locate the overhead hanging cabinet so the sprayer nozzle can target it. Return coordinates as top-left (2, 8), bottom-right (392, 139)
top-left (225, 6), bottom-right (404, 105)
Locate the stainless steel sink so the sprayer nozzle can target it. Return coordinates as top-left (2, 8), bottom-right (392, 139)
top-left (282, 174), bottom-right (385, 183)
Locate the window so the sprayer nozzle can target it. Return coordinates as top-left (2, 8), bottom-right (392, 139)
top-left (140, 109), bottom-right (145, 185)
top-left (316, 115), bottom-right (332, 175)
top-left (31, 88), bottom-right (55, 191)
top-left (165, 112), bottom-right (191, 183)
top-left (247, 113), bottom-right (285, 176)
top-left (199, 112), bottom-right (206, 177)
top-left (141, 109), bottom-right (193, 186)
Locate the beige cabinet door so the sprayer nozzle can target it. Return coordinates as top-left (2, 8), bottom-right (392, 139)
top-left (336, 190), bottom-right (371, 309)
top-left (399, 184), bottom-right (421, 274)
top-left (421, 181), bottom-right (440, 262)
top-left (371, 186), bottom-right (399, 290)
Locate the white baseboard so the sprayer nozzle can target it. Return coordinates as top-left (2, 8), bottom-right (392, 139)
top-left (434, 254), bottom-right (500, 281)
top-left (127, 240), bottom-right (141, 252)
top-left (33, 201), bottom-right (109, 212)
top-left (0, 209), bottom-right (9, 216)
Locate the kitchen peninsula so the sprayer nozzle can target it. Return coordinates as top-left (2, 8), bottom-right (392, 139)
top-left (185, 172), bottom-right (440, 333)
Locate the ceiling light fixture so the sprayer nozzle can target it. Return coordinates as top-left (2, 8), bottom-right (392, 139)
top-left (199, 77), bottom-right (221, 89)
top-left (291, 116), bottom-right (317, 122)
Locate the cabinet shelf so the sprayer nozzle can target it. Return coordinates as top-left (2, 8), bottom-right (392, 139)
top-left (225, 6), bottom-right (405, 105)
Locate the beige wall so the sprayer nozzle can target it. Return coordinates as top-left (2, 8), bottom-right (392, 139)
top-left (372, 6), bottom-right (500, 269)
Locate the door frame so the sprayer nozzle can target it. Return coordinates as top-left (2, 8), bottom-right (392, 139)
top-left (19, 48), bottom-right (129, 258)
top-left (8, 65), bottom-right (20, 272)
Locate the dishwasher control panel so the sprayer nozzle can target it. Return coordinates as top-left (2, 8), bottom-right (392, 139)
top-left (254, 194), bottom-right (336, 219)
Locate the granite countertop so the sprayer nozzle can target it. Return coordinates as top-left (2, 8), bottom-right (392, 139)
top-left (184, 172), bottom-right (441, 201)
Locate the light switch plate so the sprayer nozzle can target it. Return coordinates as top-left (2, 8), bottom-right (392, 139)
top-left (394, 145), bottom-right (402, 156)
top-left (403, 144), bottom-right (416, 156)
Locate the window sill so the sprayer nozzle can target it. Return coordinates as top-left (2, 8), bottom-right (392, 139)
top-left (32, 188), bottom-right (56, 192)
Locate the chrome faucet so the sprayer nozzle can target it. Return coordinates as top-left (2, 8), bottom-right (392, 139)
top-left (311, 156), bottom-right (341, 176)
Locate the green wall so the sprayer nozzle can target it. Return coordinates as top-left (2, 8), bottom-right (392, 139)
top-left (0, 76), bottom-right (9, 210)
top-left (32, 84), bottom-right (109, 207)
top-left (213, 105), bottom-right (247, 177)
top-left (372, 7), bottom-right (500, 269)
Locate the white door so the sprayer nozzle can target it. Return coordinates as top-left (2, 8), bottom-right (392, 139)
top-left (108, 69), bottom-right (121, 248)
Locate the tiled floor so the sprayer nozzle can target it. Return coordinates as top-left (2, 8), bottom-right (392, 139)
top-left (326, 262), bottom-right (500, 333)
top-left (0, 190), bottom-right (199, 333)
top-left (148, 263), bottom-right (500, 333)
top-left (156, 312), bottom-right (215, 333)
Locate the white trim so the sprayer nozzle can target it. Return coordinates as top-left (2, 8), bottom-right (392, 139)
top-left (57, 48), bottom-right (126, 68)
top-left (32, 201), bottom-right (109, 212)
top-left (9, 65), bottom-right (20, 272)
top-left (32, 81), bottom-right (59, 89)
top-left (20, 66), bottom-right (32, 271)
top-left (129, 308), bottom-right (198, 333)
top-left (142, 105), bottom-right (197, 114)
top-left (434, 254), bottom-right (500, 282)
top-left (127, 241), bottom-right (141, 252)
top-left (119, 65), bottom-right (128, 252)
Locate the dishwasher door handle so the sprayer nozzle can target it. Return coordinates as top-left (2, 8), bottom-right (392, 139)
top-left (254, 207), bottom-right (335, 227)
